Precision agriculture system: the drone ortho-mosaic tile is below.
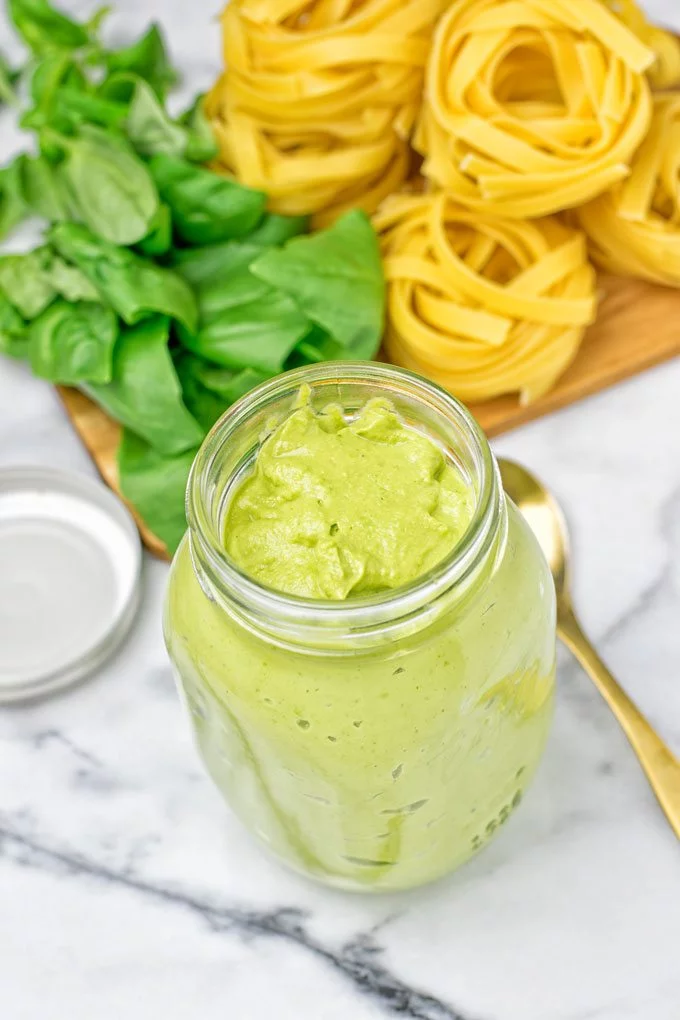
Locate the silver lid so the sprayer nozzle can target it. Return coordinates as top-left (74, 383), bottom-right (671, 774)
top-left (0, 466), bottom-right (142, 704)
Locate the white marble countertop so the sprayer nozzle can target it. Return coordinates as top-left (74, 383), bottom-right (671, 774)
top-left (1, 2), bottom-right (680, 1018)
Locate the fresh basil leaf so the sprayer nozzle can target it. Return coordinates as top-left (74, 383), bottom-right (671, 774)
top-left (193, 360), bottom-right (269, 404)
top-left (247, 213), bottom-right (310, 247)
top-left (149, 155), bottom-right (266, 246)
top-left (135, 202), bottom-right (172, 257)
top-left (251, 209), bottom-right (385, 359)
top-left (174, 242), bottom-right (270, 318)
top-left (171, 223), bottom-right (308, 292)
top-left (293, 324), bottom-right (345, 365)
top-left (196, 271), bottom-right (271, 323)
top-left (178, 288), bottom-right (310, 373)
top-left (118, 429), bottom-right (196, 554)
top-left (85, 316), bottom-right (203, 455)
top-left (38, 125), bottom-right (69, 162)
top-left (54, 86), bottom-right (128, 129)
top-left (84, 5), bottom-right (110, 40)
top-left (171, 239), bottom-right (263, 290)
top-left (125, 77), bottom-right (187, 158)
top-left (22, 52), bottom-right (87, 131)
top-left (19, 154), bottom-right (72, 221)
top-left (0, 53), bottom-right (20, 107)
top-left (179, 93), bottom-right (218, 163)
top-left (0, 248), bottom-right (56, 319)
top-left (8, 0), bottom-right (91, 54)
top-left (101, 24), bottom-right (177, 100)
top-left (175, 353), bottom-right (269, 433)
top-left (0, 159), bottom-right (27, 240)
top-left (0, 289), bottom-right (28, 359)
top-left (0, 246), bottom-right (97, 321)
top-left (50, 223), bottom-right (198, 332)
top-left (29, 299), bottom-right (118, 384)
top-left (174, 353), bottom-right (230, 434)
top-left (44, 253), bottom-right (99, 302)
top-left (49, 124), bottom-right (159, 245)
top-left (96, 70), bottom-right (135, 105)
top-left (30, 52), bottom-right (84, 104)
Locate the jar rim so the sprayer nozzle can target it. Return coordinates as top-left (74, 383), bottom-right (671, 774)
top-left (187, 362), bottom-right (503, 644)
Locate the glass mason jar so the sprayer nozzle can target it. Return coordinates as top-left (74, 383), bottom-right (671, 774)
top-left (164, 363), bottom-right (556, 892)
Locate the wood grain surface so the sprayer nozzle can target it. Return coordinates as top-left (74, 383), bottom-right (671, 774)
top-left (58, 273), bottom-right (680, 558)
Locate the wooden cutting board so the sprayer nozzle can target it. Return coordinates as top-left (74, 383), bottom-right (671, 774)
top-left (58, 273), bottom-right (680, 560)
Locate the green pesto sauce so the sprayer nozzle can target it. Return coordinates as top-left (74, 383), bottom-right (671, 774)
top-left (224, 388), bottom-right (475, 599)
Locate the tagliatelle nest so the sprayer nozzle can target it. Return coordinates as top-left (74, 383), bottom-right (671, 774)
top-left (605, 0), bottom-right (680, 89)
top-left (579, 93), bottom-right (680, 287)
top-left (374, 190), bottom-right (597, 405)
top-left (206, 0), bottom-right (447, 227)
top-left (415, 0), bottom-right (655, 218)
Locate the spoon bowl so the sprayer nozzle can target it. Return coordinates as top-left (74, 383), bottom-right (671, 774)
top-left (498, 457), bottom-right (680, 839)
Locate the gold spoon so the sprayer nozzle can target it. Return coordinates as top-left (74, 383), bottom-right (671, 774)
top-left (499, 458), bottom-right (680, 838)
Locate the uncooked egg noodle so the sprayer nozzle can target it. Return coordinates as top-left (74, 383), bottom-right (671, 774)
top-left (415, 0), bottom-right (656, 218)
top-left (374, 190), bottom-right (597, 405)
top-left (580, 92), bottom-right (680, 287)
top-left (206, 0), bottom-right (447, 226)
top-left (605, 0), bottom-right (680, 89)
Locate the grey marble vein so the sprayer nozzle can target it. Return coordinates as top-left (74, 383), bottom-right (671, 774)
top-left (0, 822), bottom-right (474, 1020)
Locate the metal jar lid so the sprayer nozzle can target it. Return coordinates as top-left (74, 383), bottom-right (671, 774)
top-left (0, 466), bottom-right (142, 704)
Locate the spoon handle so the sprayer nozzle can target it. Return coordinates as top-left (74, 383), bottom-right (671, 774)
top-left (558, 604), bottom-right (680, 839)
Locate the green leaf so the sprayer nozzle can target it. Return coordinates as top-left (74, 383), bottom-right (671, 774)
top-left (100, 24), bottom-right (178, 100)
top-left (174, 239), bottom-right (311, 372)
top-left (44, 254), bottom-right (99, 301)
top-left (174, 242), bottom-right (270, 317)
top-left (0, 248), bottom-right (56, 319)
top-left (54, 86), bottom-right (129, 129)
top-left (0, 52), bottom-right (20, 107)
top-left (193, 360), bottom-right (270, 404)
top-left (28, 299), bottom-right (118, 383)
top-left (0, 289), bottom-right (28, 359)
top-left (0, 159), bottom-right (27, 240)
top-left (174, 353), bottom-right (230, 434)
top-left (31, 52), bottom-right (86, 103)
top-left (22, 53), bottom-right (87, 131)
top-left (85, 316), bottom-right (203, 455)
top-left (19, 154), bottom-right (72, 221)
top-left (175, 353), bottom-right (269, 433)
top-left (85, 5), bottom-right (110, 39)
top-left (124, 77), bottom-right (187, 158)
top-left (49, 222), bottom-right (198, 332)
top-left (0, 246), bottom-right (98, 322)
top-left (178, 288), bottom-right (310, 373)
top-left (251, 209), bottom-right (385, 359)
top-left (293, 324), bottom-right (345, 365)
top-left (149, 155), bottom-right (266, 246)
top-left (196, 269), bottom-right (271, 323)
top-left (247, 213), bottom-right (309, 247)
top-left (8, 0), bottom-right (91, 54)
top-left (55, 124), bottom-right (160, 245)
top-left (179, 93), bottom-right (219, 163)
top-left (170, 225), bottom-right (308, 293)
top-left (118, 429), bottom-right (196, 554)
top-left (171, 239), bottom-right (264, 290)
top-left (135, 203), bottom-right (172, 257)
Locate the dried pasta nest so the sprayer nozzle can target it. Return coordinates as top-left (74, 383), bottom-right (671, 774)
top-left (605, 0), bottom-right (680, 89)
top-left (579, 93), bottom-right (680, 287)
top-left (374, 190), bottom-right (597, 405)
top-left (206, 0), bottom-right (446, 226)
top-left (415, 0), bottom-right (655, 218)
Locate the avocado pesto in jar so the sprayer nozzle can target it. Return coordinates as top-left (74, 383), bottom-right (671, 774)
top-left (164, 364), bottom-right (556, 891)
top-left (225, 386), bottom-right (475, 598)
